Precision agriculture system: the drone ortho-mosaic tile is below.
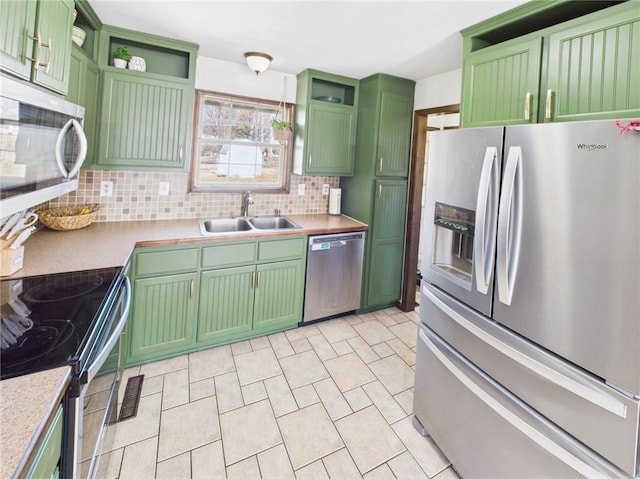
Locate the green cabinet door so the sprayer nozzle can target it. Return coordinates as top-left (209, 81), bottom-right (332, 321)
top-left (461, 35), bottom-right (543, 127)
top-left (97, 71), bottom-right (191, 169)
top-left (253, 259), bottom-right (304, 333)
top-left (26, 405), bottom-right (63, 479)
top-left (304, 103), bottom-right (356, 176)
top-left (293, 69), bottom-right (359, 176)
top-left (198, 265), bottom-right (254, 344)
top-left (364, 179), bottom-right (407, 309)
top-left (32, 0), bottom-right (74, 94)
top-left (129, 272), bottom-right (197, 363)
top-left (0, 0), bottom-right (37, 80)
top-left (545, 2), bottom-right (640, 122)
top-left (68, 46), bottom-right (99, 164)
top-left (376, 91), bottom-right (414, 177)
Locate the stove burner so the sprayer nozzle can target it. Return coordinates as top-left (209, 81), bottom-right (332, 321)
top-left (24, 274), bottom-right (104, 303)
top-left (0, 320), bottom-right (74, 369)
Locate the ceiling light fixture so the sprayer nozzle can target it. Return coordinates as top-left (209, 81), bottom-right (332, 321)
top-left (244, 52), bottom-right (272, 75)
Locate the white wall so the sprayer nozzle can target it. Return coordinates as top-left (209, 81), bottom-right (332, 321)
top-left (414, 68), bottom-right (462, 110)
top-left (195, 56), bottom-right (297, 103)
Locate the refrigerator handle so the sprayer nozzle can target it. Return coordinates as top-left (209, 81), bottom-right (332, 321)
top-left (497, 146), bottom-right (523, 306)
top-left (473, 147), bottom-right (499, 295)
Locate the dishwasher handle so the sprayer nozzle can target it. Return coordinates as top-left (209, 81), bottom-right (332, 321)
top-left (308, 232), bottom-right (365, 250)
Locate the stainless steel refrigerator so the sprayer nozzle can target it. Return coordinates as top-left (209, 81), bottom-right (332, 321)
top-left (413, 120), bottom-right (639, 478)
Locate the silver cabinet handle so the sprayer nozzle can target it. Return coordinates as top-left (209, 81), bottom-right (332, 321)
top-left (251, 271), bottom-right (256, 289)
top-left (179, 145), bottom-right (183, 161)
top-left (378, 157), bottom-right (383, 172)
top-left (545, 89), bottom-right (553, 120)
top-left (308, 155), bottom-right (312, 168)
top-left (473, 147), bottom-right (499, 294)
top-left (524, 92), bottom-right (532, 121)
top-left (26, 32), bottom-right (41, 69)
top-left (40, 37), bottom-right (52, 73)
top-left (256, 272), bottom-right (261, 288)
top-left (378, 184), bottom-right (382, 199)
top-left (496, 146), bottom-right (523, 306)
top-left (189, 279), bottom-right (194, 299)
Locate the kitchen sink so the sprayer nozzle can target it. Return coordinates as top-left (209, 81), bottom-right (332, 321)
top-left (248, 216), bottom-right (300, 230)
top-left (199, 216), bottom-right (301, 236)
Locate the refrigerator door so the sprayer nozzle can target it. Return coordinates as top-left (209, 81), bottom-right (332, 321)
top-left (413, 323), bottom-right (629, 479)
top-left (421, 282), bottom-right (640, 476)
top-left (422, 127), bottom-right (504, 316)
top-left (494, 120), bottom-right (640, 396)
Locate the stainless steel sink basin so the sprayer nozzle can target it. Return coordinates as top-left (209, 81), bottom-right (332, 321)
top-left (248, 216), bottom-right (301, 230)
top-left (200, 218), bottom-right (253, 235)
top-left (199, 216), bottom-right (301, 235)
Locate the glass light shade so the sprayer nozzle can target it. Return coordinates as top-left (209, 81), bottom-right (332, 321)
top-left (244, 52), bottom-right (272, 75)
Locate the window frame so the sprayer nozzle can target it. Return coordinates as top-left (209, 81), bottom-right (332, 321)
top-left (190, 90), bottom-right (294, 194)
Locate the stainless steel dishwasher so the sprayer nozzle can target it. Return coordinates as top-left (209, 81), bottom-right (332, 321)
top-left (303, 232), bottom-right (365, 323)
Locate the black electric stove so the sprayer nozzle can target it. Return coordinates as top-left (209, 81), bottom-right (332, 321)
top-left (0, 267), bottom-right (123, 380)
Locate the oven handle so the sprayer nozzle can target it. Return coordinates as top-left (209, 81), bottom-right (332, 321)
top-left (85, 276), bottom-right (131, 382)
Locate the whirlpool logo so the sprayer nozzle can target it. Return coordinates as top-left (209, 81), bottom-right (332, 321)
top-left (576, 143), bottom-right (608, 151)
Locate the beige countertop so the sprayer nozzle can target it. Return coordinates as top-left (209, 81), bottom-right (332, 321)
top-left (0, 214), bottom-right (366, 477)
top-left (9, 214), bottom-right (367, 278)
top-left (1, 367), bottom-right (71, 479)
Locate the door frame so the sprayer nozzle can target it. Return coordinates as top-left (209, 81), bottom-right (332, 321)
top-left (399, 104), bottom-right (459, 311)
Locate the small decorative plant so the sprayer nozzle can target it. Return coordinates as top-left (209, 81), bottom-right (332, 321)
top-left (112, 46), bottom-right (131, 61)
top-left (112, 46), bottom-right (131, 68)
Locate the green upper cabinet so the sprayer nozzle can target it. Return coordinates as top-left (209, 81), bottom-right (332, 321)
top-left (94, 26), bottom-right (198, 170)
top-left (461, 1), bottom-right (640, 126)
top-left (0, 0), bottom-right (74, 95)
top-left (376, 90), bottom-right (415, 176)
top-left (68, 45), bottom-right (99, 164)
top-left (545, 3), bottom-right (640, 122)
top-left (462, 36), bottom-right (542, 127)
top-left (293, 69), bottom-right (359, 176)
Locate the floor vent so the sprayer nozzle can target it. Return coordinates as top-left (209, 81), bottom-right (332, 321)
top-left (119, 374), bottom-right (144, 422)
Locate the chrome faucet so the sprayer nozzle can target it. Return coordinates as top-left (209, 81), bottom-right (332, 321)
top-left (241, 191), bottom-right (254, 217)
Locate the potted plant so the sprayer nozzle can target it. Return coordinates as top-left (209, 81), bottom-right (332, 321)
top-left (271, 118), bottom-right (293, 144)
top-left (112, 46), bottom-right (131, 68)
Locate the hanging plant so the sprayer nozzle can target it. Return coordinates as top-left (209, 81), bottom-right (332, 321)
top-left (271, 77), bottom-right (293, 144)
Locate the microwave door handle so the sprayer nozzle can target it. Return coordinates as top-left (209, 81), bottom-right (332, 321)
top-left (497, 146), bottom-right (523, 305)
top-left (54, 119), bottom-right (87, 179)
top-left (474, 146), bottom-right (499, 294)
top-left (85, 277), bottom-right (132, 382)
top-left (66, 119), bottom-right (88, 178)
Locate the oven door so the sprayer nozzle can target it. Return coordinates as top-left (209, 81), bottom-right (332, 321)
top-left (65, 276), bottom-right (131, 479)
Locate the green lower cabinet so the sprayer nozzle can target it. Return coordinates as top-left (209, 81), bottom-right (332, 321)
top-left (128, 272), bottom-right (198, 363)
top-left (361, 179), bottom-right (408, 311)
top-left (198, 265), bottom-right (254, 344)
top-left (253, 259), bottom-right (304, 333)
top-left (126, 237), bottom-right (305, 366)
top-left (26, 405), bottom-right (63, 479)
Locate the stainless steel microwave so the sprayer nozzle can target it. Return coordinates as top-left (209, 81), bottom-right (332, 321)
top-left (0, 75), bottom-right (87, 218)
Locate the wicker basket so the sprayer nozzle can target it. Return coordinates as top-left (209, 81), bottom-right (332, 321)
top-left (39, 204), bottom-right (101, 231)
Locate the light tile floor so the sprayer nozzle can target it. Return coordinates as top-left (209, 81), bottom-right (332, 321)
top-left (98, 305), bottom-right (459, 478)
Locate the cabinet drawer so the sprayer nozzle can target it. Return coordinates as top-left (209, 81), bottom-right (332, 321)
top-left (258, 237), bottom-right (306, 262)
top-left (202, 242), bottom-right (256, 269)
top-left (136, 248), bottom-right (199, 276)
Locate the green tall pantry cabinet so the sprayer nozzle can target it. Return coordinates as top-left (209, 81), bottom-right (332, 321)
top-left (341, 74), bottom-right (414, 312)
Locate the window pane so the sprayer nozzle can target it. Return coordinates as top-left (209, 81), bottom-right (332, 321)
top-left (192, 92), bottom-right (292, 191)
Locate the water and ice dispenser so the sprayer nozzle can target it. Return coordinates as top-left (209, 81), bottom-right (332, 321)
top-left (431, 202), bottom-right (475, 286)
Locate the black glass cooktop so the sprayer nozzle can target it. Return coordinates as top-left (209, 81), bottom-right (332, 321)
top-left (0, 267), bottom-right (122, 380)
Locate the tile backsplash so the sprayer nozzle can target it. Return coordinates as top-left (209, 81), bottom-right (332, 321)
top-left (48, 170), bottom-right (340, 222)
